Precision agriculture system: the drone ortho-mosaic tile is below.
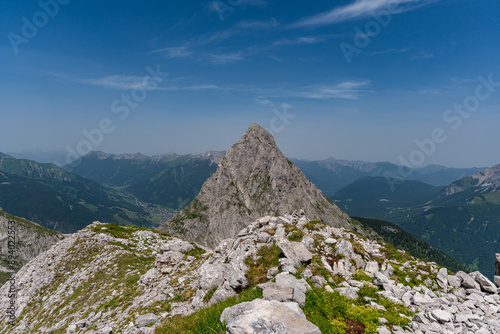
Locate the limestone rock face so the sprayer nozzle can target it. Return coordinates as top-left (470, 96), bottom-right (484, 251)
top-left (159, 123), bottom-right (352, 248)
top-left (0, 211), bottom-right (62, 277)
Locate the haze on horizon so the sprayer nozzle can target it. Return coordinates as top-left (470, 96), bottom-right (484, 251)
top-left (1, 0), bottom-right (499, 169)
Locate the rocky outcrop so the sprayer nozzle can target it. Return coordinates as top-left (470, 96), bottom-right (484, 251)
top-left (159, 123), bottom-right (356, 248)
top-left (221, 299), bottom-right (321, 334)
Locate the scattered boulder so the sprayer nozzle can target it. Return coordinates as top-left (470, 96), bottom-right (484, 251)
top-left (155, 251), bottom-right (184, 274)
top-left (311, 275), bottom-right (327, 288)
top-left (277, 240), bottom-right (312, 267)
top-left (258, 282), bottom-right (294, 302)
top-left (135, 313), bottom-right (158, 328)
top-left (429, 309), bottom-right (452, 323)
top-left (325, 238), bottom-right (337, 245)
top-left (335, 287), bottom-right (359, 300)
top-left (373, 272), bottom-right (390, 287)
top-left (266, 266), bottom-right (279, 280)
top-left (494, 276), bottom-right (500, 288)
top-left (364, 261), bottom-right (379, 277)
top-left (221, 299), bottom-right (321, 334)
top-left (436, 268), bottom-right (448, 289)
top-left (470, 271), bottom-right (497, 294)
top-left (447, 275), bottom-right (461, 287)
top-left (456, 271), bottom-right (481, 290)
top-left (275, 273), bottom-right (309, 306)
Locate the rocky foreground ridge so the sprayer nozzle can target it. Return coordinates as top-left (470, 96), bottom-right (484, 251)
top-left (2, 210), bottom-right (500, 333)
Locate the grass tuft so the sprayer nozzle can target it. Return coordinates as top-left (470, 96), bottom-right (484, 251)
top-left (244, 244), bottom-right (282, 286)
top-left (156, 288), bottom-right (262, 334)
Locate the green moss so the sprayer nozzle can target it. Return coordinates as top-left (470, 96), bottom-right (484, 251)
top-left (184, 246), bottom-right (205, 258)
top-left (351, 241), bottom-right (366, 257)
top-left (352, 270), bottom-right (372, 282)
top-left (244, 244), bottom-right (282, 286)
top-left (304, 220), bottom-right (321, 231)
top-left (89, 223), bottom-right (151, 239)
top-left (288, 230), bottom-right (304, 242)
top-left (203, 287), bottom-right (218, 303)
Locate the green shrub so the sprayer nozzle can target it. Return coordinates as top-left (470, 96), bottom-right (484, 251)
top-left (303, 287), bottom-right (414, 333)
top-left (288, 230), bottom-right (305, 242)
top-left (352, 270), bottom-right (372, 282)
top-left (351, 241), bottom-right (366, 256)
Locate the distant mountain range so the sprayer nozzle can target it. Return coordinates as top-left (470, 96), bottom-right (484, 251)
top-left (66, 151), bottom-right (221, 211)
top-left (332, 164), bottom-right (500, 277)
top-left (293, 158), bottom-right (483, 197)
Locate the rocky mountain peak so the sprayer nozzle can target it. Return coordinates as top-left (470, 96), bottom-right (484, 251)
top-left (159, 123), bottom-right (355, 248)
top-left (472, 163), bottom-right (500, 189)
top-left (442, 163), bottom-right (500, 196)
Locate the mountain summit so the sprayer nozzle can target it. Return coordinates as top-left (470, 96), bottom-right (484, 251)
top-left (159, 123), bottom-right (352, 247)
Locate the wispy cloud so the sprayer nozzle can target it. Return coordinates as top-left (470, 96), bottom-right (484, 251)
top-left (150, 46), bottom-right (193, 58)
top-left (413, 88), bottom-right (444, 95)
top-left (292, 0), bottom-right (436, 27)
top-left (47, 72), bottom-right (160, 90)
top-left (409, 51), bottom-right (435, 60)
top-left (272, 36), bottom-right (324, 47)
top-left (292, 80), bottom-right (372, 100)
top-left (450, 77), bottom-right (478, 85)
top-left (47, 72), bottom-right (230, 92)
top-left (49, 70), bottom-right (370, 101)
top-left (159, 84), bottom-right (226, 91)
top-left (236, 18), bottom-right (279, 29)
top-left (207, 51), bottom-right (247, 65)
top-left (370, 47), bottom-right (410, 55)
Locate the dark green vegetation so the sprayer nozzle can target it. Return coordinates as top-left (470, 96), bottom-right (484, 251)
top-left (68, 151), bottom-right (218, 211)
top-left (401, 199), bottom-right (500, 277)
top-left (0, 153), bottom-right (159, 233)
top-left (353, 217), bottom-right (467, 273)
top-left (329, 167), bottom-right (500, 277)
top-left (332, 177), bottom-right (443, 222)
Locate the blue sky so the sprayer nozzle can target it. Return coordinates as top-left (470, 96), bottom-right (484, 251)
top-left (1, 0), bottom-right (499, 168)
